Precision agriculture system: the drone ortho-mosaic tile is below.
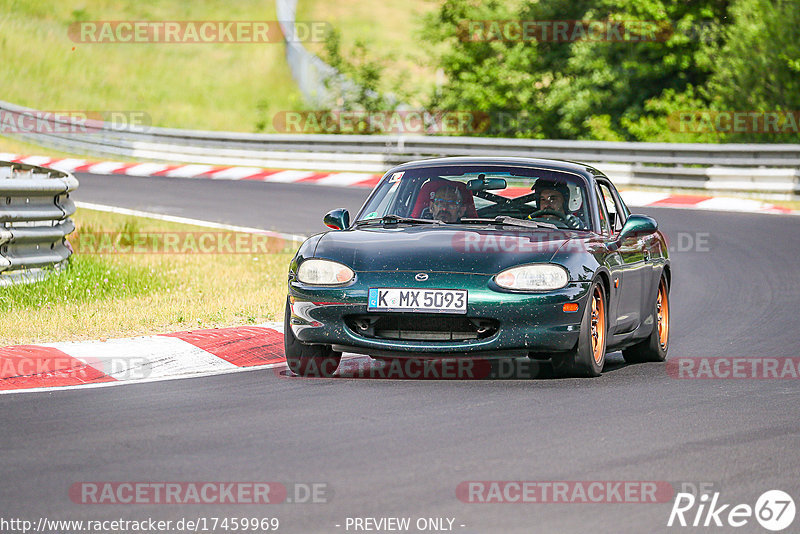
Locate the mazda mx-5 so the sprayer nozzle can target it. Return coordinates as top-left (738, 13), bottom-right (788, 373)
top-left (284, 157), bottom-right (671, 378)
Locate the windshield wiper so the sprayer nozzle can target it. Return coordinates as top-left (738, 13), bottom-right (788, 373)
top-left (460, 216), bottom-right (558, 230)
top-left (354, 214), bottom-right (443, 227)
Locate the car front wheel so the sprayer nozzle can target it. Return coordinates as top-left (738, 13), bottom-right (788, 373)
top-left (284, 298), bottom-right (341, 377)
top-left (553, 280), bottom-right (607, 378)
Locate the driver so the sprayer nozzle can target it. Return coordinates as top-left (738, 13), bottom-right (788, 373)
top-left (423, 184), bottom-right (467, 223)
top-left (528, 179), bottom-right (585, 229)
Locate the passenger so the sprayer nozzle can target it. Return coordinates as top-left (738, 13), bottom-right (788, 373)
top-left (424, 184), bottom-right (467, 223)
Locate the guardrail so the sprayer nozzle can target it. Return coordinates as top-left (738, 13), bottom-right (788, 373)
top-left (276, 0), bottom-right (339, 107)
top-left (1, 99), bottom-right (798, 194)
top-left (0, 160), bottom-right (77, 286)
top-left (275, 0), bottom-right (402, 112)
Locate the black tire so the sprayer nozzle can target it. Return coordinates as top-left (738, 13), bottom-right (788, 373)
top-left (284, 299), bottom-right (341, 377)
top-left (623, 276), bottom-right (670, 363)
top-left (553, 280), bottom-right (607, 378)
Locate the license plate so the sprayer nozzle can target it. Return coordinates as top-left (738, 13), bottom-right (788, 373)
top-left (368, 288), bottom-right (468, 314)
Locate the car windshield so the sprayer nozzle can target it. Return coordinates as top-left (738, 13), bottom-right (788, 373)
top-left (356, 165), bottom-right (592, 231)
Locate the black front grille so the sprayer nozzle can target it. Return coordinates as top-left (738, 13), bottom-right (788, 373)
top-left (345, 314), bottom-right (498, 341)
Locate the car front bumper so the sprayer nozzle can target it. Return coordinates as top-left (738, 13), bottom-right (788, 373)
top-left (288, 271), bottom-right (592, 358)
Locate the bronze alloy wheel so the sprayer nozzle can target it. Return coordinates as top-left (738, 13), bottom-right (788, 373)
top-left (590, 284), bottom-right (606, 365)
top-left (552, 280), bottom-right (607, 377)
top-left (656, 279), bottom-right (669, 350)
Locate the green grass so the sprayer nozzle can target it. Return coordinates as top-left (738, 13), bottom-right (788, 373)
top-left (0, 0), bottom-right (441, 157)
top-left (0, 207), bottom-right (292, 346)
top-left (0, 255), bottom-right (164, 313)
top-left (295, 0), bottom-right (440, 104)
top-left (0, 0), bottom-right (306, 132)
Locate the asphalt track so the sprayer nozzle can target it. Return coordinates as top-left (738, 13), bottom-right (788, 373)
top-left (1, 172), bottom-right (799, 533)
top-left (69, 173), bottom-right (368, 235)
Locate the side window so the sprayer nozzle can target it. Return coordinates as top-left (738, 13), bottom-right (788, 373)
top-left (595, 185), bottom-right (611, 235)
top-left (598, 182), bottom-right (625, 234)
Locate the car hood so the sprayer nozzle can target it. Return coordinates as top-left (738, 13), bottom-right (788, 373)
top-left (313, 226), bottom-right (580, 275)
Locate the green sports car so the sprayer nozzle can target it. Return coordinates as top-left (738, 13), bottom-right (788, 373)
top-left (285, 157), bottom-right (671, 378)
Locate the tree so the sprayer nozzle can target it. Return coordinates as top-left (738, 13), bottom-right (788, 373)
top-left (542, 0), bottom-right (730, 140)
top-left (422, 0), bottom-right (734, 141)
top-left (422, 0), bottom-right (594, 137)
top-left (702, 0), bottom-right (800, 142)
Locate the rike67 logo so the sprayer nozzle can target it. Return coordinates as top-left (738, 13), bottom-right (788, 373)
top-left (668, 490), bottom-right (795, 531)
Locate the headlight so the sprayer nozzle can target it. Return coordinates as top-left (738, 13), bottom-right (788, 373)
top-left (495, 264), bottom-right (569, 291)
top-left (297, 259), bottom-right (354, 285)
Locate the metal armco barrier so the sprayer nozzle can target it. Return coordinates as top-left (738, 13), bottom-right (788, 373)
top-left (276, 0), bottom-right (339, 107)
top-left (275, 0), bottom-right (400, 111)
top-left (0, 160), bottom-right (77, 286)
top-left (1, 100), bottom-right (799, 194)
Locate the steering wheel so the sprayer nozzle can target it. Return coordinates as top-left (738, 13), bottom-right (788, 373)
top-left (528, 209), bottom-right (569, 223)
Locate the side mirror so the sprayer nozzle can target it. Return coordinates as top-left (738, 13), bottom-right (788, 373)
top-left (613, 215), bottom-right (658, 247)
top-left (324, 208), bottom-right (350, 230)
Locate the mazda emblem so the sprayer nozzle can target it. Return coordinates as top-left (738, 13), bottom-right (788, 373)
top-left (415, 273), bottom-right (429, 281)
